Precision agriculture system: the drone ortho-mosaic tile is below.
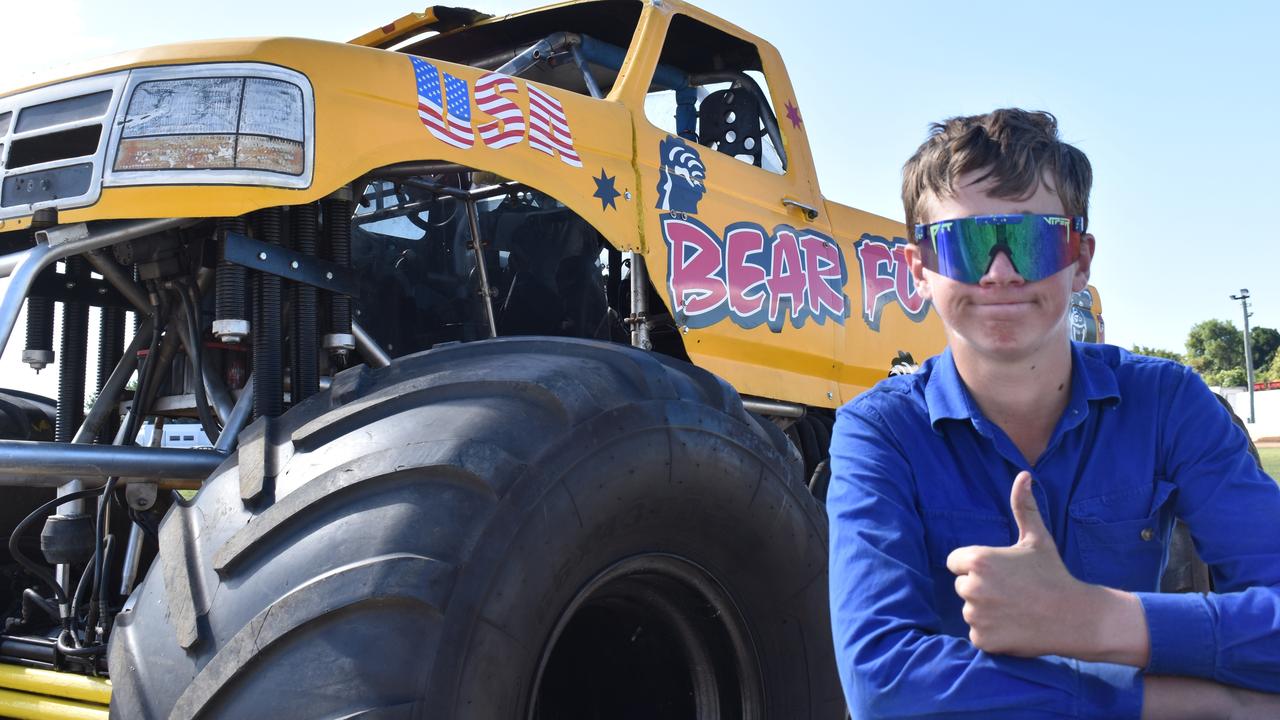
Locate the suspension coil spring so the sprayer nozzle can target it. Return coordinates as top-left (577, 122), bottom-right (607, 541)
top-left (253, 209), bottom-right (284, 419)
top-left (23, 291), bottom-right (55, 372)
top-left (323, 191), bottom-right (355, 358)
top-left (214, 217), bottom-right (250, 343)
top-left (55, 258), bottom-right (90, 443)
top-left (95, 305), bottom-right (125, 442)
top-left (131, 264), bottom-right (142, 334)
top-left (292, 203), bottom-right (320, 402)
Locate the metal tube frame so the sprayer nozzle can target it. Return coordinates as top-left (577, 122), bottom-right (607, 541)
top-left (83, 250), bottom-right (150, 316)
top-left (70, 317), bottom-right (154, 445)
top-left (628, 253), bottom-right (651, 350)
top-left (214, 375), bottom-right (255, 455)
top-left (741, 397), bottom-right (806, 419)
top-left (0, 218), bottom-right (189, 358)
top-left (0, 441), bottom-right (224, 486)
top-left (352, 322), bottom-right (392, 369)
top-left (569, 42), bottom-right (604, 99)
top-left (463, 195), bottom-right (499, 338)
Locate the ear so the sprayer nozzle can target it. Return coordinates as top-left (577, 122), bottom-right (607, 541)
top-left (1071, 233), bottom-right (1095, 292)
top-left (903, 243), bottom-right (933, 300)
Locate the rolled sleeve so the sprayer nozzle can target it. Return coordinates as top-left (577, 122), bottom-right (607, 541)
top-left (1075, 660), bottom-right (1145, 718)
top-left (1151, 367), bottom-right (1280, 691)
top-left (1136, 592), bottom-right (1216, 677)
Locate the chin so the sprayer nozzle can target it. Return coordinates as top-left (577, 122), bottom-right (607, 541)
top-left (955, 320), bottom-right (1063, 360)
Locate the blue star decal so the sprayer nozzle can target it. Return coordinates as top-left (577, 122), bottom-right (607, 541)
top-left (592, 169), bottom-right (621, 211)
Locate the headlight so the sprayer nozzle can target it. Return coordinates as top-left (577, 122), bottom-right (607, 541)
top-left (104, 63), bottom-right (313, 189)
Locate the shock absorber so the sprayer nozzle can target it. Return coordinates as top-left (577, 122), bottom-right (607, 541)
top-left (213, 217), bottom-right (250, 343)
top-left (55, 258), bottom-right (90, 442)
top-left (95, 305), bottom-right (125, 442)
top-left (253, 209), bottom-right (284, 419)
top-left (292, 203), bottom-right (320, 402)
top-left (322, 189), bottom-right (355, 361)
top-left (22, 292), bottom-right (55, 372)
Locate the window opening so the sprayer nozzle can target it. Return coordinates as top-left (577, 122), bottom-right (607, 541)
top-left (399, 0), bottom-right (642, 98)
top-left (642, 15), bottom-right (787, 174)
top-left (351, 173), bottom-right (631, 355)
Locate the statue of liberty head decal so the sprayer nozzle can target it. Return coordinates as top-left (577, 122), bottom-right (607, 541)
top-left (656, 136), bottom-right (706, 215)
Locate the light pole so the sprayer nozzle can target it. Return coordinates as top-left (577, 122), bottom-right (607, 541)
top-left (1230, 289), bottom-right (1255, 423)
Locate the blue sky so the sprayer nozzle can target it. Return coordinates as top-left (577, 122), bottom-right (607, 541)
top-left (1, 0), bottom-right (1276, 394)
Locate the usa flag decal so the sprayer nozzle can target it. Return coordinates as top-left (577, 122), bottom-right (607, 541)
top-left (474, 73), bottom-right (525, 149)
top-left (410, 57), bottom-right (581, 167)
top-left (526, 85), bottom-right (582, 167)
top-left (412, 56), bottom-right (474, 149)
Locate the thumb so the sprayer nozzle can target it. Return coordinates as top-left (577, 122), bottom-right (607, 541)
top-left (1010, 471), bottom-right (1048, 546)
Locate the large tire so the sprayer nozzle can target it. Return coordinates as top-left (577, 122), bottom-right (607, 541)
top-left (108, 337), bottom-right (840, 719)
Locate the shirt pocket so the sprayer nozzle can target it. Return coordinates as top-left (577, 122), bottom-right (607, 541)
top-left (1069, 479), bottom-right (1177, 592)
top-left (921, 510), bottom-right (1013, 568)
top-left (921, 510), bottom-right (1011, 637)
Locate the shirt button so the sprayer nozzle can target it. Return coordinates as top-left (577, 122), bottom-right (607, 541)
top-left (1140, 528), bottom-right (1154, 542)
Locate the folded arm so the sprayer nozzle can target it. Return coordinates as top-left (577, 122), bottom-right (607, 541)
top-left (1133, 369), bottom-right (1280, 691)
top-left (829, 403), bottom-right (1144, 718)
top-left (828, 387), bottom-right (1280, 719)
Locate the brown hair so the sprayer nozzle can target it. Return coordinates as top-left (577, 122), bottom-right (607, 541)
top-left (901, 109), bottom-right (1092, 236)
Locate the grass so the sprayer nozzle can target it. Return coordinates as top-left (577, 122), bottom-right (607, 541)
top-left (1260, 447), bottom-right (1280, 482)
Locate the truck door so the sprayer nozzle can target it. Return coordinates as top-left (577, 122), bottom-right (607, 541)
top-left (628, 10), bottom-right (843, 408)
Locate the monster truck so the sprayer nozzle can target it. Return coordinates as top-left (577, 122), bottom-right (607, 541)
top-left (0, 1), bottom-right (1107, 718)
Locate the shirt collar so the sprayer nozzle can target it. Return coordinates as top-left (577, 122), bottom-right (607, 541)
top-left (924, 342), bottom-right (1121, 432)
top-left (924, 346), bottom-right (973, 430)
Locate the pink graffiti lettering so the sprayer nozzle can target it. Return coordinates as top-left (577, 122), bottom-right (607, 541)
top-left (766, 230), bottom-right (807, 323)
top-left (725, 226), bottom-right (768, 316)
top-left (890, 245), bottom-right (927, 315)
top-left (801, 233), bottom-right (844, 316)
top-left (666, 219), bottom-right (727, 316)
top-left (853, 234), bottom-right (930, 330)
top-left (663, 217), bottom-right (848, 331)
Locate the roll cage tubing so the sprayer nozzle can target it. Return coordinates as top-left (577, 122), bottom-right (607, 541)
top-left (492, 31), bottom-right (788, 166)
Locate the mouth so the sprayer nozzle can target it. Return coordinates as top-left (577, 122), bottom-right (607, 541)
top-left (968, 298), bottom-right (1037, 315)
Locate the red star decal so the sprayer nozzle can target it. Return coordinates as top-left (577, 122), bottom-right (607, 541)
top-left (785, 100), bottom-right (803, 129)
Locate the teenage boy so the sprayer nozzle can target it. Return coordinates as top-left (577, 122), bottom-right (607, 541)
top-left (828, 109), bottom-right (1280, 718)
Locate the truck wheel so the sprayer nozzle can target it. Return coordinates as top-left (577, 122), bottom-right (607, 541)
top-left (108, 337), bottom-right (841, 719)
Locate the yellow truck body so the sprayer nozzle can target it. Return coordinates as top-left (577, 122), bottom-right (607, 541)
top-left (0, 0), bottom-right (953, 407)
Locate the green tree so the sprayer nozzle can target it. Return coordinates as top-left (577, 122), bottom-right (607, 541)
top-left (1130, 345), bottom-right (1184, 363)
top-left (1249, 326), bottom-right (1280, 374)
top-left (1205, 367), bottom-right (1248, 387)
top-left (1185, 319), bottom-right (1244, 378)
top-left (1259, 350), bottom-right (1280, 383)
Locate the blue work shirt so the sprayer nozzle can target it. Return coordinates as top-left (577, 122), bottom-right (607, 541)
top-left (828, 343), bottom-right (1280, 718)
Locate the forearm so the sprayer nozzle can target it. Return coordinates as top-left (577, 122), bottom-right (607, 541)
top-left (837, 632), bottom-right (1143, 719)
top-left (1142, 676), bottom-right (1280, 720)
top-left (1064, 585), bottom-right (1151, 667)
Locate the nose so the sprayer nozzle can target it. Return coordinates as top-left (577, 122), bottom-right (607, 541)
top-left (979, 250), bottom-right (1025, 286)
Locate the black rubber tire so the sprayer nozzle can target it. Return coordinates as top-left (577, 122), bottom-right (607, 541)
top-left (748, 411), bottom-right (804, 483)
top-left (794, 417), bottom-right (820, 483)
top-left (108, 337), bottom-right (841, 719)
top-left (0, 390), bottom-right (56, 577)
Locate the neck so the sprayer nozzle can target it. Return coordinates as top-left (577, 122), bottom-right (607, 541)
top-left (950, 335), bottom-right (1075, 463)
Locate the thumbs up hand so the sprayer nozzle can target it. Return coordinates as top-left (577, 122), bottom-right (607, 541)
top-left (946, 472), bottom-right (1113, 658)
top-left (1009, 470), bottom-right (1052, 547)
